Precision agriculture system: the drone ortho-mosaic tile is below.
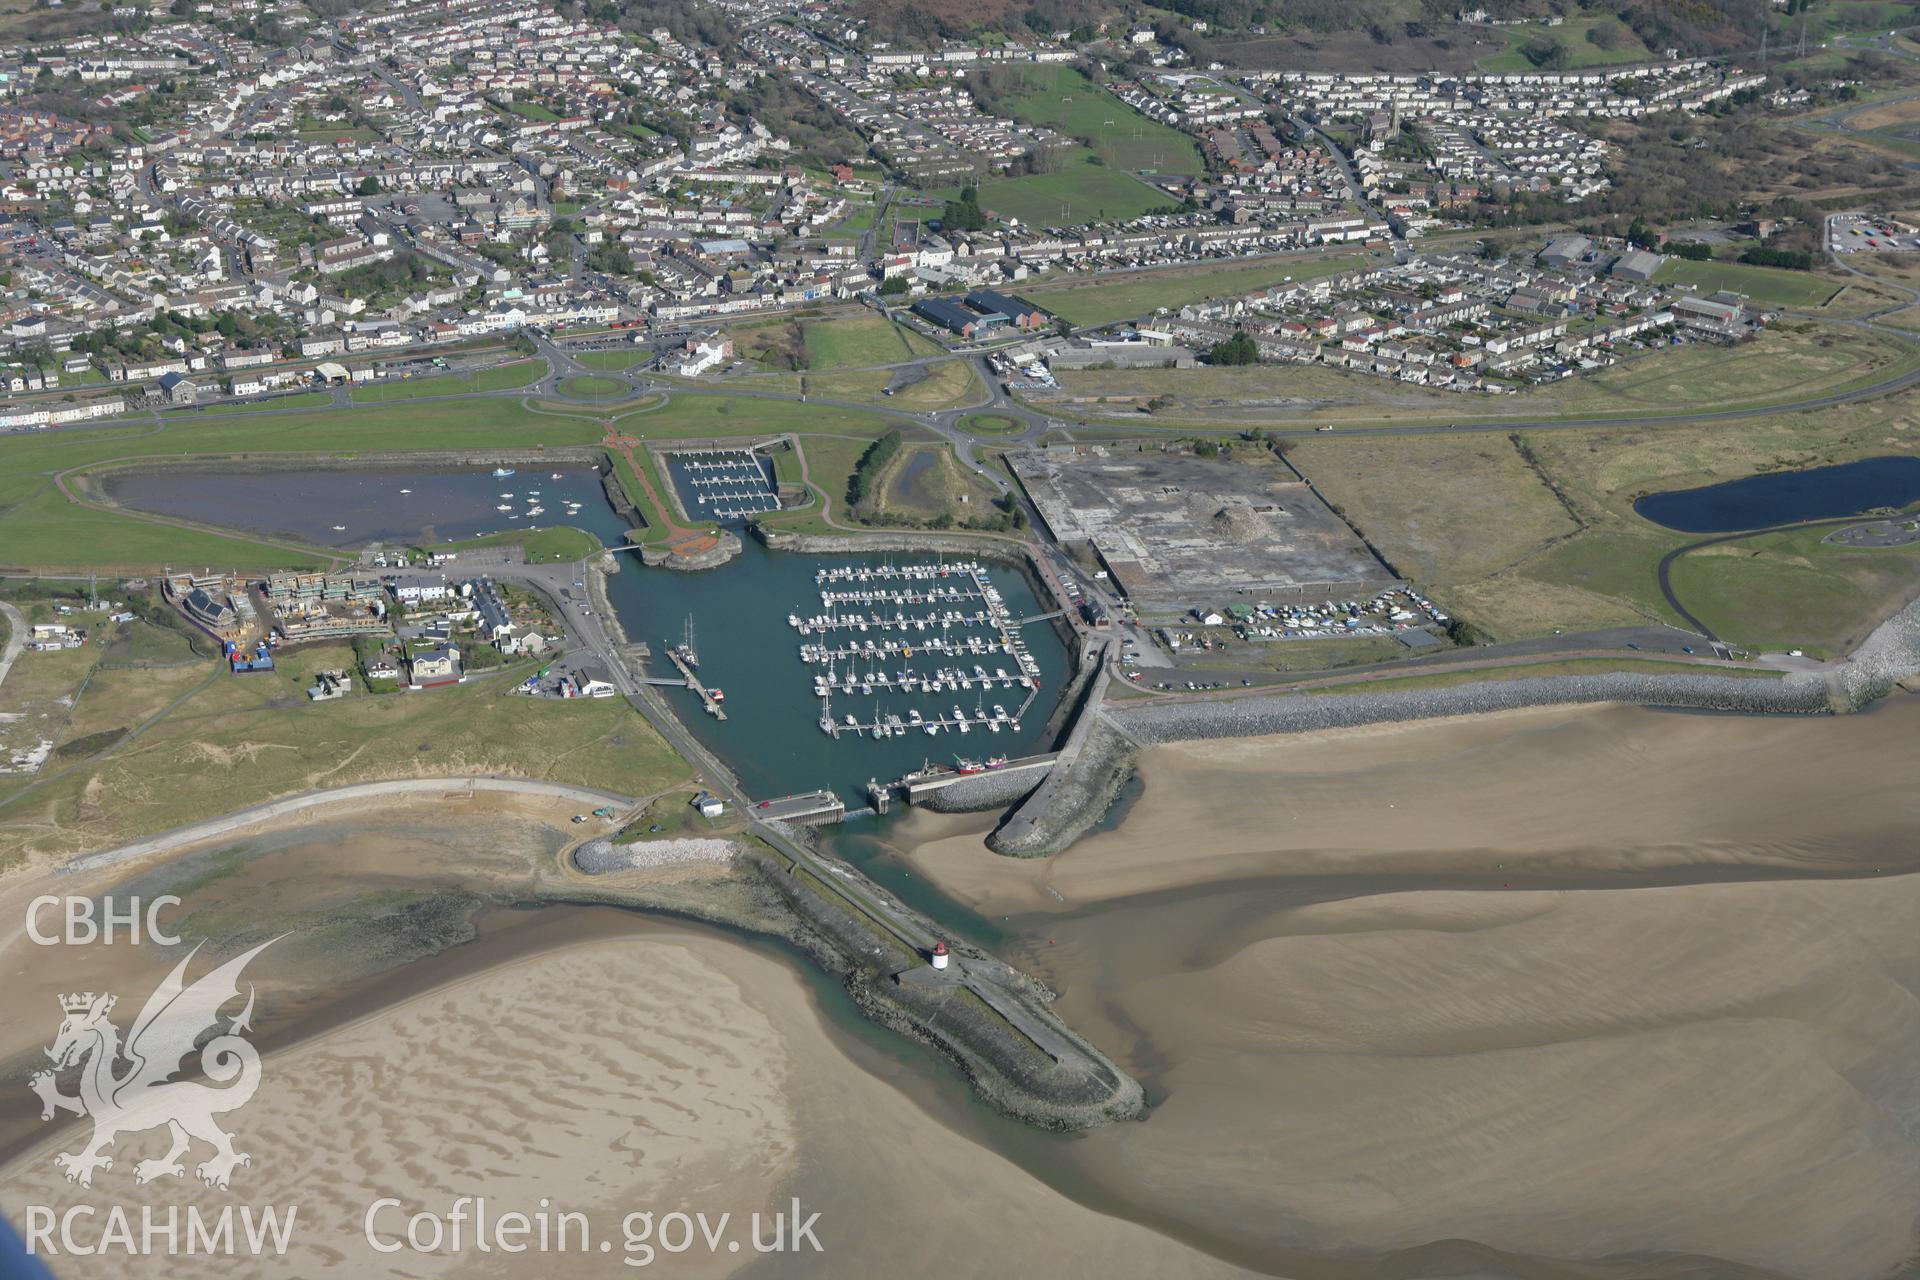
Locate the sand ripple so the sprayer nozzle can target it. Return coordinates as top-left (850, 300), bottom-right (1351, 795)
top-left (1, 940), bottom-right (798, 1278)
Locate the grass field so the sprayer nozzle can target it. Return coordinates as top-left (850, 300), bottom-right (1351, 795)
top-left (573, 349), bottom-right (650, 372)
top-left (755, 430), bottom-right (912, 534)
top-left (0, 603), bottom-right (216, 820)
top-left (349, 361), bottom-right (543, 403)
top-left (613, 789), bottom-right (737, 843)
top-left (502, 99), bottom-right (560, 122)
top-left (966, 161), bottom-right (1176, 230)
top-left (1292, 434), bottom-right (1581, 585)
top-left (1795, 0), bottom-right (1920, 43)
top-left (980, 65), bottom-right (1205, 175)
top-left (729, 318), bottom-right (809, 372)
top-left (802, 315), bottom-right (929, 369)
top-left (1046, 321), bottom-right (1914, 424)
top-left (808, 358), bottom-right (979, 410)
top-left (1475, 17), bottom-right (1654, 73)
top-left (0, 651), bottom-right (688, 871)
top-left (173, 392), bottom-right (332, 415)
top-left (297, 122), bottom-right (378, 144)
top-left (556, 374), bottom-right (627, 399)
top-left (100, 619), bottom-right (201, 668)
top-left (1653, 259), bottom-right (1844, 308)
top-left (1291, 392), bottom-right (1920, 650)
top-left (1666, 524), bottom-right (1920, 655)
top-left (1028, 251), bottom-right (1372, 327)
top-left (769, 440), bottom-right (804, 488)
top-left (614, 395), bottom-right (889, 441)
top-left (824, 203), bottom-right (877, 238)
top-left (1182, 632), bottom-right (1412, 675)
top-left (0, 485), bottom-right (329, 571)
top-left (960, 412), bottom-right (1024, 435)
top-left (873, 443), bottom-right (1001, 524)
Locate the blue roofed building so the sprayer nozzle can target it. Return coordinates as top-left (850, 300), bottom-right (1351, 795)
top-left (912, 290), bottom-right (1051, 338)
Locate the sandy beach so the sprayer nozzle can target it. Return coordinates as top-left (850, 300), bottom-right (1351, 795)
top-left (6, 698), bottom-right (1920, 1277)
top-left (0, 925), bottom-right (1256, 1280)
top-left (2, 935), bottom-right (802, 1278)
top-left (0, 797), bottom-right (1253, 1279)
top-left (889, 697), bottom-right (1920, 1278)
top-left (896, 700), bottom-right (1920, 914)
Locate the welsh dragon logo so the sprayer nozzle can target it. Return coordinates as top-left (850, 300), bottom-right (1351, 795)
top-left (29, 939), bottom-right (276, 1190)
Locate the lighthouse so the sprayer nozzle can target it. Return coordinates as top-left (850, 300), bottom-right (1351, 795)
top-left (931, 941), bottom-right (950, 971)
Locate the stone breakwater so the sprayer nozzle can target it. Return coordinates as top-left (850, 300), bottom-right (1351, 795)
top-left (1105, 594), bottom-right (1920, 746)
top-left (920, 769), bottom-right (1047, 813)
top-left (945, 594), bottom-right (1920, 860)
top-left (1105, 670), bottom-right (1833, 745)
top-left (1836, 593), bottom-right (1920, 704)
top-left (984, 657), bottom-right (1119, 857)
top-left (560, 826), bottom-right (1146, 1131)
top-left (753, 528), bottom-right (1031, 567)
top-left (573, 837), bottom-right (741, 874)
top-left (987, 720), bottom-right (1137, 857)
top-left (734, 834), bottom-right (1145, 1131)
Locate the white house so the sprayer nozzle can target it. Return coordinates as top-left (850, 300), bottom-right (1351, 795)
top-left (391, 574), bottom-right (451, 603)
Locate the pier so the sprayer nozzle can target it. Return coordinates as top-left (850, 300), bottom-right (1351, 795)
top-left (809, 663), bottom-right (1035, 694)
top-left (799, 637), bottom-right (1028, 662)
top-left (814, 680), bottom-right (1041, 741)
top-left (665, 646), bottom-right (728, 719)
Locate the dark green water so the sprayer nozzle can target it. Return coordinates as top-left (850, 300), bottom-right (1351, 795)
top-left (600, 535), bottom-right (1073, 803)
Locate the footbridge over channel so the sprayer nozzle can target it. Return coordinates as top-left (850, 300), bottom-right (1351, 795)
top-left (754, 789), bottom-right (846, 825)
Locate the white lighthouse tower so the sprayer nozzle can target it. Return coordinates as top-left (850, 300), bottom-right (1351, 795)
top-left (931, 941), bottom-right (950, 971)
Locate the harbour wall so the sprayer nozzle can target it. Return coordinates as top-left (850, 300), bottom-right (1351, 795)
top-left (1105, 669), bottom-right (1834, 746)
top-left (754, 528), bottom-right (1034, 566)
top-left (1110, 592), bottom-right (1920, 745)
top-left (920, 768), bottom-right (1048, 812)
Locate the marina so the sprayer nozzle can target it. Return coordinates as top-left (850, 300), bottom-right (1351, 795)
top-left (665, 447), bottom-right (781, 520)
top-left (613, 538), bottom-right (1072, 802)
top-left (794, 561), bottom-right (1046, 740)
top-left (97, 463), bottom-right (1073, 805)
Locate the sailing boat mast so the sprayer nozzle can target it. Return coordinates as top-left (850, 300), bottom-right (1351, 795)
top-left (680, 616), bottom-right (699, 668)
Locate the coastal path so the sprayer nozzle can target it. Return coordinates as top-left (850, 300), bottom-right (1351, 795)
top-left (59, 777), bottom-right (641, 876)
top-left (0, 601), bottom-right (24, 696)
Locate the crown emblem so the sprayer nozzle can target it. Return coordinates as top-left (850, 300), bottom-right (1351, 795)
top-left (58, 992), bottom-right (111, 1014)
